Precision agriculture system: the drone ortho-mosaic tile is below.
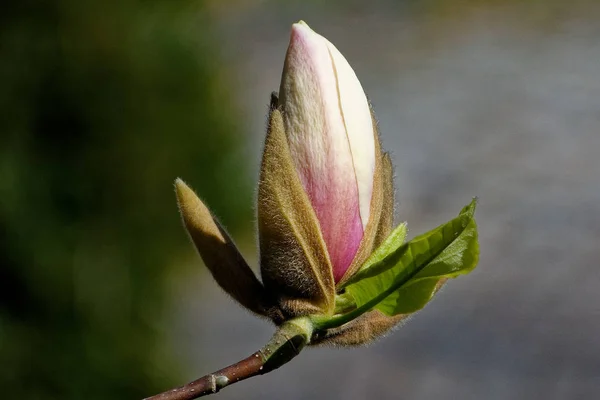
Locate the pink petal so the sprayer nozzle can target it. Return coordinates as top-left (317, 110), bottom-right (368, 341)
top-left (280, 23), bottom-right (365, 281)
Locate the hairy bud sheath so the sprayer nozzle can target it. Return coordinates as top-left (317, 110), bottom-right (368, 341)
top-left (176, 21), bottom-right (406, 346)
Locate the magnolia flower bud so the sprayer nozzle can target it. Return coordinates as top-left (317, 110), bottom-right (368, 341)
top-left (258, 22), bottom-right (394, 322)
top-left (176, 21), bottom-right (404, 346)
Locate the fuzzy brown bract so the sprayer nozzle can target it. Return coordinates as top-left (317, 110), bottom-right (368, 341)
top-left (257, 94), bottom-right (336, 318)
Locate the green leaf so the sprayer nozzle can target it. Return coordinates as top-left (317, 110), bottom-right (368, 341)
top-left (345, 198), bottom-right (479, 316)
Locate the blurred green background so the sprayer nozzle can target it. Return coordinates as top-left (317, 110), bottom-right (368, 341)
top-left (2, 1), bottom-right (600, 399)
top-left (0, 1), bottom-right (252, 398)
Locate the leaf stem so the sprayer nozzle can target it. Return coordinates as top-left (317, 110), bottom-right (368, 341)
top-left (143, 318), bottom-right (313, 400)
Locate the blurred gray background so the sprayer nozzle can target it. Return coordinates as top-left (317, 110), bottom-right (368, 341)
top-left (171, 1), bottom-right (600, 400)
top-left (2, 0), bottom-right (598, 399)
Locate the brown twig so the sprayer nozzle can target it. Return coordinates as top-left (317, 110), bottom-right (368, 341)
top-left (143, 318), bottom-right (313, 400)
top-left (143, 351), bottom-right (265, 400)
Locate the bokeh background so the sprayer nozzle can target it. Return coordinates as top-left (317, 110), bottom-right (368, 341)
top-left (1, 0), bottom-right (599, 399)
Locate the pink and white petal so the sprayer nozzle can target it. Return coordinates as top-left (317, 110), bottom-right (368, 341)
top-left (279, 23), bottom-right (363, 281)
